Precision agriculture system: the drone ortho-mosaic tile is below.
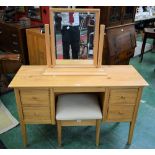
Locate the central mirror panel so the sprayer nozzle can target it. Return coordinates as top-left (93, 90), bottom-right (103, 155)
top-left (55, 12), bottom-right (95, 60)
top-left (49, 8), bottom-right (100, 67)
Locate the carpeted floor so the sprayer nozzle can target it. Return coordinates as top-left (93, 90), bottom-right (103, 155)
top-left (0, 36), bottom-right (155, 148)
top-left (0, 140), bottom-right (6, 149)
top-left (0, 50), bottom-right (155, 149)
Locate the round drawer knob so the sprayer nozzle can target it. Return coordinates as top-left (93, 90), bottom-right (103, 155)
top-left (121, 29), bottom-right (124, 32)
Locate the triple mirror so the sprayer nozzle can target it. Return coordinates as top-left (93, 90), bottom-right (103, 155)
top-left (46, 8), bottom-right (100, 67)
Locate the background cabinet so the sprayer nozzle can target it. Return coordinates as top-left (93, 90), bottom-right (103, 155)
top-left (0, 22), bottom-right (42, 64)
top-left (95, 6), bottom-right (137, 65)
top-left (103, 24), bottom-right (136, 64)
top-left (0, 22), bottom-right (28, 64)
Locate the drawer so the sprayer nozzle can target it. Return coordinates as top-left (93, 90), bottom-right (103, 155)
top-left (23, 107), bottom-right (51, 121)
top-left (20, 89), bottom-right (50, 107)
top-left (109, 89), bottom-right (138, 105)
top-left (107, 105), bottom-right (135, 121)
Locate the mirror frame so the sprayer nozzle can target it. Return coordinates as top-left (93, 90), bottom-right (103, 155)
top-left (46, 8), bottom-right (100, 68)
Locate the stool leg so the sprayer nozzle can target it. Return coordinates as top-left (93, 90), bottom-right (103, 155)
top-left (140, 34), bottom-right (147, 62)
top-left (96, 119), bottom-right (101, 146)
top-left (57, 120), bottom-right (62, 146)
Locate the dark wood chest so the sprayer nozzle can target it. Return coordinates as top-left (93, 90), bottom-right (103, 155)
top-left (95, 6), bottom-right (137, 65)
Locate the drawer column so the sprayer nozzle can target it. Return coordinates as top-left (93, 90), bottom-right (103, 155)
top-left (103, 87), bottom-right (143, 144)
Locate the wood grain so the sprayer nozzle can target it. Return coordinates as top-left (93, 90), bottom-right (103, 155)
top-left (9, 65), bottom-right (148, 88)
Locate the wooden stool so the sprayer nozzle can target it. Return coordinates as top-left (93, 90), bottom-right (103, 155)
top-left (140, 28), bottom-right (155, 62)
top-left (56, 93), bottom-right (102, 146)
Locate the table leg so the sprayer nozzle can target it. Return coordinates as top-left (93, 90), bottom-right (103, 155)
top-left (14, 89), bottom-right (28, 147)
top-left (20, 123), bottom-right (27, 147)
top-left (140, 34), bottom-right (147, 62)
top-left (57, 120), bottom-right (62, 146)
top-left (96, 120), bottom-right (101, 146)
top-left (127, 87), bottom-right (143, 144)
top-left (128, 121), bottom-right (135, 144)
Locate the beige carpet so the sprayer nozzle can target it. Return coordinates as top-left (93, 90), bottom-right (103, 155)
top-left (0, 99), bottom-right (19, 134)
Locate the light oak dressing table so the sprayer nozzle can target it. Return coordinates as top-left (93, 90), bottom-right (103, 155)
top-left (9, 8), bottom-right (148, 147)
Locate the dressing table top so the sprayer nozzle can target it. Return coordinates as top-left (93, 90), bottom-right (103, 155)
top-left (9, 65), bottom-right (148, 88)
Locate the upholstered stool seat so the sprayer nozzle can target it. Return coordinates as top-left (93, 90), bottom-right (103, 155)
top-left (56, 93), bottom-right (102, 146)
top-left (56, 93), bottom-right (102, 120)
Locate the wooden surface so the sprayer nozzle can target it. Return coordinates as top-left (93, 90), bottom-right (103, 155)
top-left (9, 65), bottom-right (148, 88)
top-left (26, 28), bottom-right (47, 65)
top-left (10, 65), bottom-right (148, 146)
top-left (45, 24), bottom-right (52, 67)
top-left (48, 8), bottom-right (100, 67)
top-left (96, 120), bottom-right (101, 146)
top-left (128, 87), bottom-right (143, 144)
top-left (98, 25), bottom-right (105, 67)
top-left (43, 67), bottom-right (107, 76)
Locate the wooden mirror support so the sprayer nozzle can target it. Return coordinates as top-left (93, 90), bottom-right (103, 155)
top-left (44, 8), bottom-right (105, 75)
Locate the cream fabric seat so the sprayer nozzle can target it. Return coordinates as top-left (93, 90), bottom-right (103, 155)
top-left (56, 93), bottom-right (102, 146)
top-left (56, 93), bottom-right (102, 120)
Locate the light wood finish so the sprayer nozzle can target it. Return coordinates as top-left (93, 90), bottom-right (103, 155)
top-left (57, 120), bottom-right (62, 146)
top-left (43, 67), bottom-right (107, 76)
top-left (109, 89), bottom-right (138, 105)
top-left (51, 8), bottom-right (101, 12)
top-left (50, 89), bottom-right (55, 124)
top-left (128, 87), bottom-right (143, 144)
top-left (107, 105), bottom-right (135, 121)
top-left (14, 89), bottom-right (27, 147)
top-left (105, 88), bottom-right (139, 122)
top-left (19, 88), bottom-right (52, 123)
top-left (23, 106), bottom-right (50, 121)
top-left (96, 120), bottom-right (101, 146)
top-left (20, 89), bottom-right (50, 107)
top-left (10, 7), bottom-right (147, 146)
top-left (98, 25), bottom-right (105, 67)
top-left (61, 120), bottom-right (96, 126)
top-left (45, 24), bottom-right (52, 67)
top-left (26, 28), bottom-right (47, 65)
top-left (93, 8), bottom-right (100, 67)
top-left (55, 60), bottom-right (94, 68)
top-left (103, 88), bottom-right (110, 121)
top-left (9, 65), bottom-right (148, 146)
top-left (54, 87), bottom-right (105, 93)
top-left (49, 8), bottom-right (56, 66)
top-left (57, 119), bottom-right (101, 146)
top-left (48, 8), bottom-right (100, 68)
top-left (9, 66), bottom-right (148, 88)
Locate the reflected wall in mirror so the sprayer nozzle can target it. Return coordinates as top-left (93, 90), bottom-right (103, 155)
top-left (54, 12), bottom-right (95, 60)
top-left (48, 8), bottom-right (100, 67)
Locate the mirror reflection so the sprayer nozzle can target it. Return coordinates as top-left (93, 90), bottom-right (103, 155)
top-left (54, 12), bottom-right (95, 60)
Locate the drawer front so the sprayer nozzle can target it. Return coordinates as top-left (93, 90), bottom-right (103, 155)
top-left (107, 105), bottom-right (135, 121)
top-left (20, 89), bottom-right (50, 107)
top-left (23, 107), bottom-right (51, 121)
top-left (20, 89), bottom-right (51, 123)
top-left (109, 89), bottom-right (138, 105)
